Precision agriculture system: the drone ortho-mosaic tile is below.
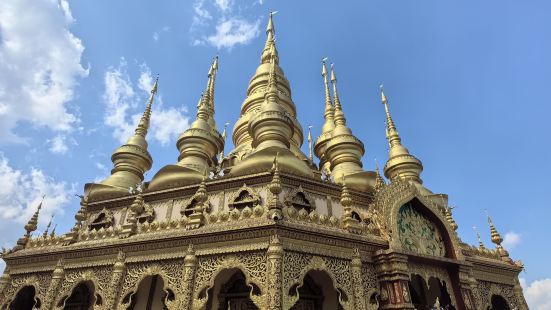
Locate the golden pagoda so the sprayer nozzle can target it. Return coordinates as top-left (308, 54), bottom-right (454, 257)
top-left (0, 13), bottom-right (527, 310)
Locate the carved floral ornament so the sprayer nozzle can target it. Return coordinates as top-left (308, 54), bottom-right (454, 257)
top-left (398, 202), bottom-right (446, 257)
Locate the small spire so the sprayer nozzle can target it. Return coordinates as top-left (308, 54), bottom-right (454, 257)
top-left (204, 56), bottom-right (219, 114)
top-left (321, 59), bottom-right (335, 133)
top-left (380, 85), bottom-right (399, 147)
top-left (135, 75), bottom-right (159, 137)
top-left (50, 224), bottom-right (57, 238)
top-left (331, 64), bottom-right (346, 126)
top-left (340, 175), bottom-right (352, 207)
top-left (487, 213), bottom-right (503, 246)
top-left (218, 122), bottom-right (229, 162)
top-left (42, 216), bottom-right (53, 238)
top-left (374, 160), bottom-right (386, 190)
top-left (473, 226), bottom-right (486, 250)
top-left (307, 125), bottom-right (313, 161)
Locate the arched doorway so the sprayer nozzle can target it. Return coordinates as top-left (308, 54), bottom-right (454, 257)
top-left (290, 270), bottom-right (345, 310)
top-left (204, 268), bottom-right (259, 310)
top-left (121, 274), bottom-right (174, 310)
top-left (489, 295), bottom-right (511, 310)
top-left (62, 281), bottom-right (96, 310)
top-left (9, 285), bottom-right (40, 310)
top-left (408, 274), bottom-right (455, 310)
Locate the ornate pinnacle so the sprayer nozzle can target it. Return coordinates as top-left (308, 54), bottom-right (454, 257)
top-left (219, 122), bottom-right (229, 162)
top-left (487, 215), bottom-right (503, 246)
top-left (340, 175), bottom-right (352, 208)
top-left (261, 12), bottom-right (279, 64)
top-left (269, 153), bottom-right (282, 195)
top-left (75, 195), bottom-right (88, 223)
top-left (444, 207), bottom-right (458, 231)
top-left (331, 64), bottom-right (346, 126)
top-left (374, 160), bottom-right (386, 190)
top-left (50, 224), bottom-right (57, 238)
top-left (204, 56), bottom-right (218, 115)
top-left (24, 195), bottom-right (45, 235)
top-left (380, 85), bottom-right (400, 147)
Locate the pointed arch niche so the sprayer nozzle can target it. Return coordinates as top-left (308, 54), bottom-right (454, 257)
top-left (284, 186), bottom-right (315, 214)
top-left (59, 280), bottom-right (100, 310)
top-left (228, 184), bottom-right (261, 211)
top-left (289, 270), bottom-right (346, 310)
top-left (202, 268), bottom-right (261, 310)
top-left (8, 285), bottom-right (40, 310)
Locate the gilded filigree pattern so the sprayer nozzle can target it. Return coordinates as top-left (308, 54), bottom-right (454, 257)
top-left (1, 272), bottom-right (49, 307)
top-left (54, 266), bottom-right (112, 310)
top-left (474, 280), bottom-right (521, 310)
top-left (398, 202), bottom-right (445, 257)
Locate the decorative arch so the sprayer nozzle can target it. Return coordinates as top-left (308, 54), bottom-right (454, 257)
top-left (88, 207), bottom-right (114, 231)
top-left (193, 258), bottom-right (264, 310)
top-left (228, 184), bottom-right (261, 210)
top-left (284, 186), bottom-right (316, 213)
top-left (1, 275), bottom-right (44, 310)
top-left (288, 267), bottom-right (347, 310)
top-left (119, 264), bottom-right (176, 309)
top-left (488, 294), bottom-right (511, 310)
top-left (57, 280), bottom-right (99, 309)
top-left (373, 180), bottom-right (464, 260)
top-left (284, 256), bottom-right (350, 310)
top-left (135, 203), bottom-right (155, 224)
top-left (54, 269), bottom-right (107, 310)
top-left (480, 283), bottom-right (518, 310)
top-left (120, 273), bottom-right (175, 310)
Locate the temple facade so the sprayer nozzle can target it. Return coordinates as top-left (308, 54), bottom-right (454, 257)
top-left (0, 13), bottom-right (527, 310)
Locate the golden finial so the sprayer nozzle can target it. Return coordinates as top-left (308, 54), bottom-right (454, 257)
top-left (331, 63), bottom-right (346, 126)
top-left (380, 84), bottom-right (398, 144)
top-left (486, 212), bottom-right (503, 246)
top-left (321, 58), bottom-right (335, 133)
top-left (307, 125), bottom-right (313, 161)
top-left (219, 122), bottom-right (230, 162)
top-left (42, 216), bottom-right (53, 238)
top-left (135, 75), bottom-right (159, 137)
top-left (374, 159), bottom-right (386, 190)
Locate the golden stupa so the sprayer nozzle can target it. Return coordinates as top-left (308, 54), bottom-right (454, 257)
top-left (0, 12), bottom-right (527, 310)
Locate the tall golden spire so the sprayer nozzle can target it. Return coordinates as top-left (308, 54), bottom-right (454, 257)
top-left (86, 77), bottom-right (158, 200)
top-left (487, 214), bottom-right (513, 263)
top-left (331, 64), bottom-right (347, 127)
top-left (324, 64), bottom-right (369, 190)
top-left (15, 196), bottom-right (44, 250)
top-left (229, 12), bottom-right (308, 169)
top-left (314, 59), bottom-right (335, 173)
top-left (379, 85), bottom-right (423, 183)
top-left (149, 61), bottom-right (224, 190)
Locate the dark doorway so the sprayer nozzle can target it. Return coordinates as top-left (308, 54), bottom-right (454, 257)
top-left (9, 286), bottom-right (39, 310)
top-left (205, 268), bottom-right (259, 310)
top-left (122, 274), bottom-right (173, 310)
top-left (290, 270), bottom-right (344, 310)
top-left (489, 295), bottom-right (511, 310)
top-left (63, 281), bottom-right (94, 310)
top-left (408, 274), bottom-right (455, 310)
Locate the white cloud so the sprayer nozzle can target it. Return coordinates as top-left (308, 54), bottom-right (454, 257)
top-left (206, 18), bottom-right (260, 50)
top-left (0, 153), bottom-right (75, 251)
top-left (0, 0), bottom-right (88, 143)
top-left (103, 60), bottom-right (190, 146)
top-left (521, 278), bottom-right (551, 310)
top-left (153, 26), bottom-right (171, 42)
top-left (190, 0), bottom-right (261, 50)
top-left (502, 231), bottom-right (521, 250)
top-left (49, 135), bottom-right (69, 154)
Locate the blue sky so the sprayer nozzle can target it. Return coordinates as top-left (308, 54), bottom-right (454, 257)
top-left (1, 0), bottom-right (550, 307)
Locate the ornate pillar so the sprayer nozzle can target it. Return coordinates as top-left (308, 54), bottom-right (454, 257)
top-left (106, 251), bottom-right (126, 309)
top-left (0, 267), bottom-right (11, 304)
top-left (351, 248), bottom-right (367, 310)
top-left (44, 258), bottom-right (65, 309)
top-left (457, 265), bottom-right (476, 310)
top-left (180, 244), bottom-right (198, 310)
top-left (374, 250), bottom-right (414, 310)
top-left (266, 235), bottom-right (283, 310)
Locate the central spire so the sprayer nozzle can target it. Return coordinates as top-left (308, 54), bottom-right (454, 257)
top-left (228, 12), bottom-right (309, 170)
top-left (314, 59), bottom-right (335, 174)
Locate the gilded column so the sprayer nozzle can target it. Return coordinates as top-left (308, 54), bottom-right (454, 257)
top-left (374, 250), bottom-right (414, 310)
top-left (44, 258), bottom-right (65, 309)
top-left (0, 267), bottom-right (11, 304)
top-left (266, 235), bottom-right (283, 310)
top-left (180, 244), bottom-right (198, 310)
top-left (106, 251), bottom-right (126, 309)
top-left (351, 248), bottom-right (367, 310)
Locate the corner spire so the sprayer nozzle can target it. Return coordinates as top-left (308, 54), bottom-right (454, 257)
top-left (42, 216), bottom-right (53, 238)
top-left (15, 195), bottom-right (45, 251)
top-left (87, 77), bottom-right (158, 200)
top-left (379, 85), bottom-right (423, 183)
top-left (487, 213), bottom-right (513, 263)
top-left (203, 56), bottom-right (219, 129)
